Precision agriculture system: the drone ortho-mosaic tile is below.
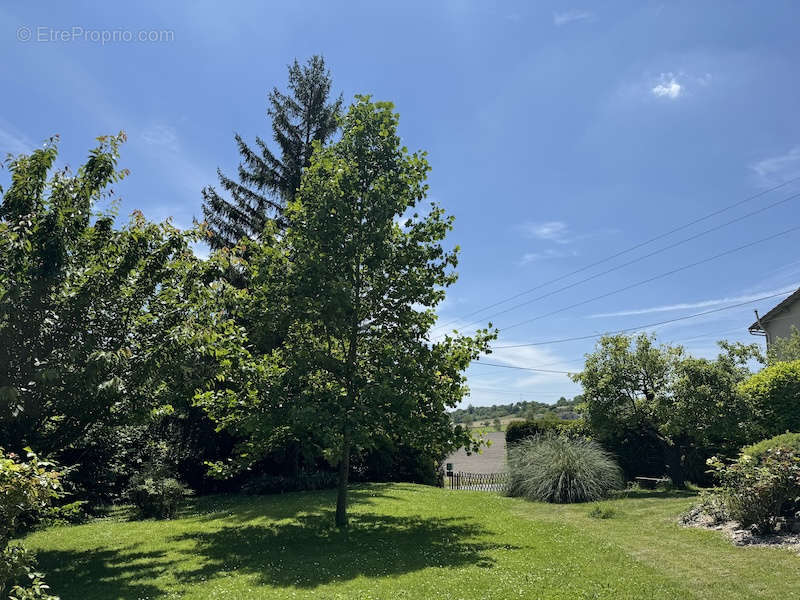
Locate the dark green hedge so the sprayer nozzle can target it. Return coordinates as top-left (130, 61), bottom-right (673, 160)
top-left (505, 419), bottom-right (589, 446)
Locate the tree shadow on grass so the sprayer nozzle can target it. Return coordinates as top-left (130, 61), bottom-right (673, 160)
top-left (34, 546), bottom-right (169, 600)
top-left (171, 511), bottom-right (520, 589)
top-left (620, 489), bottom-right (699, 500)
top-left (177, 484), bottom-right (407, 524)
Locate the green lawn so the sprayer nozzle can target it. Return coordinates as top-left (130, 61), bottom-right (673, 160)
top-left (21, 484), bottom-right (800, 599)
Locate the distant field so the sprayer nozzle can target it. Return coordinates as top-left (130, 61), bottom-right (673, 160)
top-left (21, 484), bottom-right (800, 599)
top-left (445, 431), bottom-right (506, 473)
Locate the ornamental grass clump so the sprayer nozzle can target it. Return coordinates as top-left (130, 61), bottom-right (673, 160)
top-left (506, 435), bottom-right (623, 503)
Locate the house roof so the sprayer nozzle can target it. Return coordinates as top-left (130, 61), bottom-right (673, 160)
top-left (749, 286), bottom-right (800, 333)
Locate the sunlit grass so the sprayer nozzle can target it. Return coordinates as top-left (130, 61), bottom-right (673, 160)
top-left (21, 483), bottom-right (800, 599)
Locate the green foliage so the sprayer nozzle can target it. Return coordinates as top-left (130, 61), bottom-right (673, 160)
top-left (126, 476), bottom-right (187, 519)
top-left (708, 449), bottom-right (800, 532)
top-left (0, 134), bottom-right (201, 461)
top-left (449, 397), bottom-right (581, 424)
top-left (766, 326), bottom-right (800, 365)
top-left (202, 55), bottom-right (342, 248)
top-left (195, 97), bottom-right (495, 527)
top-left (573, 335), bottom-right (761, 485)
top-left (40, 501), bottom-right (88, 527)
top-left (505, 418), bottom-right (589, 446)
top-left (742, 432), bottom-right (800, 461)
top-left (506, 435), bottom-right (623, 503)
top-left (739, 360), bottom-right (800, 437)
top-left (588, 503), bottom-right (618, 519)
top-left (0, 449), bottom-right (61, 598)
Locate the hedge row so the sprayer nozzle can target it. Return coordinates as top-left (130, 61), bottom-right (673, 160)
top-left (505, 419), bottom-right (590, 446)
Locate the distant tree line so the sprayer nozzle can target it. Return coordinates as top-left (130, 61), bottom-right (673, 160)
top-left (450, 396), bottom-right (581, 425)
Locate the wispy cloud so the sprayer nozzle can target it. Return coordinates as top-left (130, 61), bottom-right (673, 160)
top-left (750, 147), bottom-right (800, 186)
top-left (553, 10), bottom-right (592, 26)
top-left (518, 248), bottom-right (576, 265)
top-left (651, 73), bottom-right (683, 99)
top-left (588, 284), bottom-right (799, 318)
top-left (522, 221), bottom-right (571, 243)
top-left (141, 124), bottom-right (180, 150)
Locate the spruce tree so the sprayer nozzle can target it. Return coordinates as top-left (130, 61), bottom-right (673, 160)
top-left (201, 55), bottom-right (342, 249)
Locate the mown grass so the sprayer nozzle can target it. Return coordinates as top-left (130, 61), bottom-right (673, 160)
top-left (21, 484), bottom-right (800, 599)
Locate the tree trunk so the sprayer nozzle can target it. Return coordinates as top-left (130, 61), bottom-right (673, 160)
top-left (335, 426), bottom-right (351, 528)
top-left (662, 440), bottom-right (685, 488)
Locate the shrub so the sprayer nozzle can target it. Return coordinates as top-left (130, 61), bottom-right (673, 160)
top-left (588, 503), bottom-right (617, 519)
top-left (505, 419), bottom-right (589, 446)
top-left (506, 435), bottom-right (623, 503)
top-left (0, 449), bottom-right (61, 599)
top-left (126, 476), bottom-right (188, 519)
top-left (739, 360), bottom-right (800, 437)
top-left (708, 448), bottom-right (800, 533)
top-left (742, 432), bottom-right (800, 462)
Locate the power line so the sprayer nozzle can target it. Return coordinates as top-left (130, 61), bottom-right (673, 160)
top-left (499, 225), bottom-right (800, 332)
top-left (433, 189), bottom-right (800, 337)
top-left (470, 361), bottom-right (573, 374)
top-left (491, 289), bottom-right (794, 348)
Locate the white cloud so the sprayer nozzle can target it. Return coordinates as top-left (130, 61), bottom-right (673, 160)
top-left (522, 221), bottom-right (570, 243)
top-left (141, 124), bottom-right (179, 150)
top-left (651, 73), bottom-right (682, 99)
top-left (750, 147), bottom-right (800, 186)
top-left (588, 284), bottom-right (799, 318)
top-left (518, 248), bottom-right (575, 265)
top-left (553, 10), bottom-right (592, 26)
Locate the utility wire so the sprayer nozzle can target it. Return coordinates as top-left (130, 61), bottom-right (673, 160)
top-left (491, 289), bottom-right (794, 348)
top-left (433, 189), bottom-right (800, 337)
top-left (499, 225), bottom-right (800, 332)
top-left (470, 361), bottom-right (574, 374)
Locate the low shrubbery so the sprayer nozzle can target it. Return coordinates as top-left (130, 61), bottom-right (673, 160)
top-left (0, 449), bottom-right (61, 599)
top-left (505, 419), bottom-right (589, 446)
top-left (707, 447), bottom-right (800, 533)
top-left (506, 435), bottom-right (623, 503)
top-left (126, 476), bottom-right (189, 519)
top-left (741, 432), bottom-right (800, 462)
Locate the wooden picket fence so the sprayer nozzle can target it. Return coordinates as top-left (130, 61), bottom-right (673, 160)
top-left (447, 471), bottom-right (509, 492)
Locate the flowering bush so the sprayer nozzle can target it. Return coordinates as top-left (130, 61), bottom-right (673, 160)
top-left (708, 448), bottom-right (800, 533)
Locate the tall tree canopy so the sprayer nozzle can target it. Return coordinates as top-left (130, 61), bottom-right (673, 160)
top-left (0, 134), bottom-right (199, 457)
top-left (573, 334), bottom-right (761, 486)
top-left (201, 55), bottom-right (342, 248)
top-left (195, 97), bottom-right (495, 527)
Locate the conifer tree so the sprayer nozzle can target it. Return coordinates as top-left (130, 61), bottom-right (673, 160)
top-left (201, 55), bottom-right (342, 249)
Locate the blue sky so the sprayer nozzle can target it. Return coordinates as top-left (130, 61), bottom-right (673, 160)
top-left (3, 1), bottom-right (800, 408)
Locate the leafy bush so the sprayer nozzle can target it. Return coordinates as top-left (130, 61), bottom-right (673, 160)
top-left (739, 360), bottom-right (800, 437)
top-left (588, 503), bottom-right (617, 519)
top-left (126, 476), bottom-right (188, 519)
top-left (241, 471), bottom-right (338, 495)
top-left (742, 432), bottom-right (800, 462)
top-left (0, 449), bottom-right (61, 599)
top-left (708, 448), bottom-right (800, 533)
top-left (505, 419), bottom-right (589, 446)
top-left (506, 435), bottom-right (623, 503)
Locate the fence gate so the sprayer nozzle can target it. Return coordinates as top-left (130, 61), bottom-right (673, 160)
top-left (447, 471), bottom-right (508, 492)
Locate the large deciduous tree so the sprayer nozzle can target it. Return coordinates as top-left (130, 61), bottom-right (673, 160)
top-left (573, 334), bottom-right (761, 486)
top-left (196, 97), bottom-right (495, 527)
top-left (0, 134), bottom-right (199, 458)
top-left (201, 55), bottom-right (342, 248)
